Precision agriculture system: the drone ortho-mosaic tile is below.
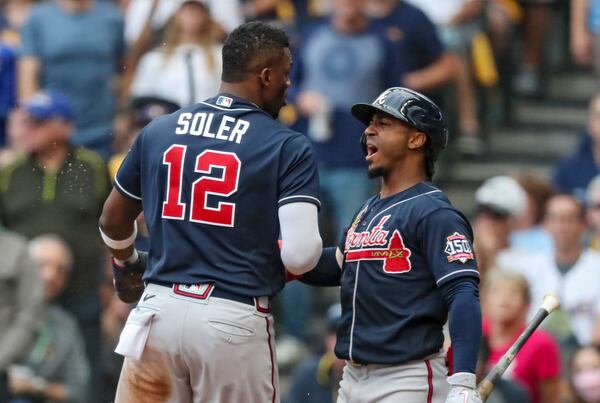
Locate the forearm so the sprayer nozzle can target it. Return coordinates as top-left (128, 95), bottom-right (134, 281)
top-left (298, 247), bottom-right (342, 286)
top-left (571, 0), bottom-right (589, 36)
top-left (17, 57), bottom-right (40, 102)
top-left (440, 277), bottom-right (482, 374)
top-left (404, 53), bottom-right (457, 92)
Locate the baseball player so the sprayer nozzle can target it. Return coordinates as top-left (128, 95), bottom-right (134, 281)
top-left (297, 87), bottom-right (482, 403)
top-left (98, 22), bottom-right (322, 403)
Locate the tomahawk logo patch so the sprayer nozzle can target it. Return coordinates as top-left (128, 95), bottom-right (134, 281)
top-left (444, 233), bottom-right (474, 263)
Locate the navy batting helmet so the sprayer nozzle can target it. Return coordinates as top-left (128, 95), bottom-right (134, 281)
top-left (351, 87), bottom-right (448, 179)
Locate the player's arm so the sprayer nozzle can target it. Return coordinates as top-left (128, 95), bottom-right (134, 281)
top-left (278, 202), bottom-right (322, 275)
top-left (440, 276), bottom-right (482, 403)
top-left (295, 247), bottom-right (343, 286)
top-left (98, 189), bottom-right (145, 303)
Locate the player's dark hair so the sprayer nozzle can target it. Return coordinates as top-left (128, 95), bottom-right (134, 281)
top-left (221, 22), bottom-right (290, 83)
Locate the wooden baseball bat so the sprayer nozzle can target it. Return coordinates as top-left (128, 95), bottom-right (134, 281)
top-left (476, 293), bottom-right (561, 401)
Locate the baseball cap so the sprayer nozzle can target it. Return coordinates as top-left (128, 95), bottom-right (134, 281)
top-left (130, 97), bottom-right (180, 128)
top-left (22, 91), bottom-right (75, 122)
top-left (475, 176), bottom-right (527, 217)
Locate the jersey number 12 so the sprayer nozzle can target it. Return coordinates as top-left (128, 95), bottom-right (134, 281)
top-left (161, 145), bottom-right (240, 227)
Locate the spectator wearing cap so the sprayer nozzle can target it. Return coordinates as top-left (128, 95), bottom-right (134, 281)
top-left (552, 93), bottom-right (600, 200)
top-left (129, 1), bottom-right (223, 108)
top-left (0, 90), bottom-right (110, 402)
top-left (18, 0), bottom-right (125, 159)
top-left (285, 304), bottom-right (345, 403)
top-left (584, 175), bottom-right (600, 252)
top-left (472, 175), bottom-right (527, 276)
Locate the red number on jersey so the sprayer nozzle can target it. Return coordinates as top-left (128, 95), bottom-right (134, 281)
top-left (162, 145), bottom-right (187, 220)
top-left (161, 146), bottom-right (241, 226)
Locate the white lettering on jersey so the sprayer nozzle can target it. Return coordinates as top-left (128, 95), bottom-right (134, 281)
top-left (175, 113), bottom-right (249, 144)
top-left (345, 216), bottom-right (391, 251)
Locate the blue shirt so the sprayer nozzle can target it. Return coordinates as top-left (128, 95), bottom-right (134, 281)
top-left (20, 2), bottom-right (124, 145)
top-left (589, 0), bottom-right (600, 34)
top-left (371, 1), bottom-right (445, 74)
top-left (291, 21), bottom-right (397, 168)
top-left (115, 94), bottom-right (321, 298)
top-left (552, 133), bottom-right (600, 199)
top-left (335, 182), bottom-right (479, 364)
top-left (0, 45), bottom-right (16, 145)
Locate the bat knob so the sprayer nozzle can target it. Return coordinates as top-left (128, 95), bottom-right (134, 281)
top-left (541, 294), bottom-right (560, 314)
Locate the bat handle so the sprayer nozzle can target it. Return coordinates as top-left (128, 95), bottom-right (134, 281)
top-left (477, 379), bottom-right (494, 401)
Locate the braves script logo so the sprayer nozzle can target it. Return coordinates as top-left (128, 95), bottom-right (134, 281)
top-left (444, 232), bottom-right (474, 263)
top-left (345, 216), bottom-right (412, 273)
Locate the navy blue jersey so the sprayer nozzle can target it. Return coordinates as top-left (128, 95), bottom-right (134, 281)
top-left (115, 94), bottom-right (321, 297)
top-left (335, 182), bottom-right (478, 365)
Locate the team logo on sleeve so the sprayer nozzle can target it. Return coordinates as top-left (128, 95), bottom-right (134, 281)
top-left (216, 96), bottom-right (233, 108)
top-left (444, 233), bottom-right (474, 263)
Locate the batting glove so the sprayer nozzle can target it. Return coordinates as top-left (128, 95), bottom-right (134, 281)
top-left (112, 251), bottom-right (147, 303)
top-left (445, 373), bottom-right (482, 403)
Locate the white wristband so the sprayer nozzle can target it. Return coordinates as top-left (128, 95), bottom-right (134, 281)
top-left (99, 222), bottom-right (138, 250)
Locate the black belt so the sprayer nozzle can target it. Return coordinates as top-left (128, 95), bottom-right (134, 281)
top-left (148, 280), bottom-right (261, 307)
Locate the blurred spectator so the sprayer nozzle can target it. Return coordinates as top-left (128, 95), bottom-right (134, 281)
top-left (108, 96), bottom-right (180, 179)
top-left (123, 0), bottom-right (240, 46)
top-left (510, 172), bottom-right (554, 252)
top-left (1, 0), bottom-right (38, 44)
top-left (513, 0), bottom-right (557, 97)
top-left (585, 175), bottom-right (600, 251)
top-left (7, 235), bottom-right (90, 403)
top-left (571, 0), bottom-right (600, 80)
top-left (569, 345), bottom-right (600, 403)
top-left (483, 270), bottom-right (561, 403)
top-left (476, 338), bottom-right (531, 403)
top-left (501, 195), bottom-right (600, 352)
top-left (472, 175), bottom-right (527, 275)
top-left (0, 228), bottom-right (44, 401)
top-left (552, 93), bottom-right (600, 200)
top-left (130, 1), bottom-right (222, 107)
top-left (367, 0), bottom-right (456, 94)
top-left (0, 91), bottom-right (110, 403)
top-left (98, 293), bottom-right (130, 403)
top-left (405, 0), bottom-right (486, 156)
top-left (19, 0), bottom-right (125, 159)
top-left (285, 303), bottom-right (344, 403)
top-left (0, 44), bottom-right (16, 148)
top-left (291, 0), bottom-right (396, 239)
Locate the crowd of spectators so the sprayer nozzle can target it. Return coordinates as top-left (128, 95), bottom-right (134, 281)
top-left (0, 0), bottom-right (599, 402)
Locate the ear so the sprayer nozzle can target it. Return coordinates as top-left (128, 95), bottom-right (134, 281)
top-left (259, 67), bottom-right (271, 87)
top-left (407, 131), bottom-right (427, 150)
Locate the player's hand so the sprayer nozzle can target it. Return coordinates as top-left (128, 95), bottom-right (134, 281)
top-left (444, 373), bottom-right (482, 403)
top-left (112, 251), bottom-right (147, 304)
top-left (296, 91), bottom-right (327, 117)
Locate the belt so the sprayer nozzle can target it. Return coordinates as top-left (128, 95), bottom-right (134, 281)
top-left (148, 280), bottom-right (270, 313)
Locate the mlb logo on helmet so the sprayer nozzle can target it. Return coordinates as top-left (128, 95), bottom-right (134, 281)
top-left (216, 96), bottom-right (233, 108)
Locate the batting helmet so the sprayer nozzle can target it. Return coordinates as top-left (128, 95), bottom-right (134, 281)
top-left (351, 87), bottom-right (448, 179)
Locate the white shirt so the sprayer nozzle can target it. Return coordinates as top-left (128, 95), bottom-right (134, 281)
top-left (124, 0), bottom-right (243, 45)
top-left (498, 249), bottom-right (600, 345)
top-left (404, 0), bottom-right (474, 25)
top-left (131, 44), bottom-right (222, 107)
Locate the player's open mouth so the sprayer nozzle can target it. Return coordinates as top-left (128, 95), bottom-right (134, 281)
top-left (366, 144), bottom-right (378, 161)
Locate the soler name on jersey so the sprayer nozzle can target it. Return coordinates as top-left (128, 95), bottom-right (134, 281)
top-left (175, 112), bottom-right (249, 144)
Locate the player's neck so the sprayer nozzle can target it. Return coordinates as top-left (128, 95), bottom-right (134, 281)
top-left (490, 319), bottom-right (525, 346)
top-left (218, 82), bottom-right (262, 109)
top-left (380, 167), bottom-right (426, 198)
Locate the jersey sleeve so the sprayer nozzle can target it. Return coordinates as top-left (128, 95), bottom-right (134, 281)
top-left (277, 134), bottom-right (321, 210)
top-left (113, 129), bottom-right (144, 202)
top-left (418, 208), bottom-right (479, 286)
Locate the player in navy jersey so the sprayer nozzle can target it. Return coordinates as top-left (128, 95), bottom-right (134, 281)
top-left (296, 87), bottom-right (482, 403)
top-left (98, 22), bottom-right (322, 403)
